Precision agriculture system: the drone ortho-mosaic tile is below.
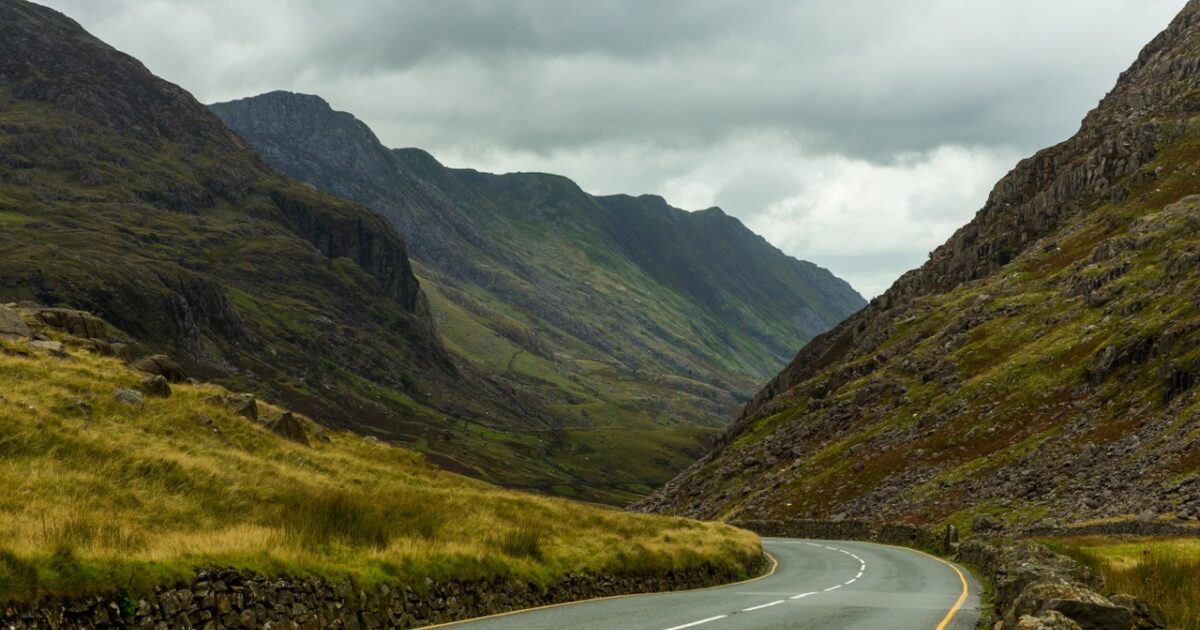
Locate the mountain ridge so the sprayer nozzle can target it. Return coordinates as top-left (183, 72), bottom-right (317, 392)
top-left (0, 0), bottom-right (555, 460)
top-left (210, 90), bottom-right (864, 502)
top-left (636, 0), bottom-right (1200, 527)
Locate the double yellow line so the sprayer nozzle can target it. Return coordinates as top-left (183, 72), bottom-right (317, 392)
top-left (899, 546), bottom-right (970, 630)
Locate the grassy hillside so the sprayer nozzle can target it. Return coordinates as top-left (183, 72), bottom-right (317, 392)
top-left (637, 1), bottom-right (1200, 527)
top-left (1045, 536), bottom-right (1200, 630)
top-left (0, 328), bottom-right (760, 604)
top-left (209, 91), bottom-right (864, 504)
top-left (0, 0), bottom-right (610, 505)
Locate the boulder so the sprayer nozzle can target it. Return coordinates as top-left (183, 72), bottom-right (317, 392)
top-left (1015, 611), bottom-right (1083, 630)
top-left (28, 308), bottom-right (106, 339)
top-left (264, 412), bottom-right (310, 447)
top-left (0, 306), bottom-right (31, 339)
top-left (973, 514), bottom-right (1003, 532)
top-left (130, 354), bottom-right (187, 383)
top-left (207, 393), bottom-right (257, 421)
top-left (75, 338), bottom-right (131, 359)
top-left (1008, 578), bottom-right (1133, 630)
top-left (114, 388), bottom-right (145, 409)
top-left (228, 394), bottom-right (257, 421)
top-left (29, 340), bottom-right (67, 358)
top-left (138, 375), bottom-right (172, 398)
top-left (109, 342), bottom-right (133, 360)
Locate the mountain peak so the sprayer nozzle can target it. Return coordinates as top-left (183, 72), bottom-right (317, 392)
top-left (217, 90), bottom-right (334, 112)
top-left (0, 0), bottom-right (233, 145)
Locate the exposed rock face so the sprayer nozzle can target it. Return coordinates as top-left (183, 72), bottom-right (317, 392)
top-left (0, 305), bottom-right (32, 338)
top-left (636, 1), bottom-right (1200, 524)
top-left (212, 92), bottom-right (865, 379)
top-left (27, 308), bottom-right (107, 340)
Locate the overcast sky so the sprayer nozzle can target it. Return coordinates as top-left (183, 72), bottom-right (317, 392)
top-left (41, 0), bottom-right (1185, 297)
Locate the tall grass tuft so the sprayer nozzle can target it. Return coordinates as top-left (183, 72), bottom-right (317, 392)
top-left (1059, 542), bottom-right (1200, 630)
top-left (282, 488), bottom-right (393, 550)
top-left (497, 525), bottom-right (544, 561)
top-left (1101, 549), bottom-right (1199, 630)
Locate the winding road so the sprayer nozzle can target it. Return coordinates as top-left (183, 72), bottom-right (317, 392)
top-left (427, 538), bottom-right (980, 630)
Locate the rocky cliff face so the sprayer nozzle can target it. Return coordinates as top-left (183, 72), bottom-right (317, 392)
top-left (210, 91), bottom-right (865, 503)
top-left (211, 91), bottom-right (864, 376)
top-left (636, 0), bottom-right (1200, 526)
top-left (0, 0), bottom-right (525, 446)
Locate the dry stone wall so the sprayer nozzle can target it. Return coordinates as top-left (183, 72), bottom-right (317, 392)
top-left (956, 540), bottom-right (1166, 630)
top-left (1, 558), bottom-right (768, 630)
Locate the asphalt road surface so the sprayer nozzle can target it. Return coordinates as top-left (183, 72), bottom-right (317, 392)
top-left (428, 538), bottom-right (980, 630)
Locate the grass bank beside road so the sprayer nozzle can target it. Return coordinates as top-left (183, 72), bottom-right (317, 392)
top-left (0, 335), bottom-right (761, 605)
top-left (1042, 536), bottom-right (1200, 630)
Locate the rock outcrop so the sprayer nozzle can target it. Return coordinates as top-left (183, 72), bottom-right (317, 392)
top-left (264, 411), bottom-right (311, 446)
top-left (0, 305), bottom-right (32, 338)
top-left (130, 355), bottom-right (188, 384)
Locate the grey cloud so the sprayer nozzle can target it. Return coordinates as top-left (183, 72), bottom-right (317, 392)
top-left (44, 0), bottom-right (1184, 157)
top-left (36, 0), bottom-right (1188, 296)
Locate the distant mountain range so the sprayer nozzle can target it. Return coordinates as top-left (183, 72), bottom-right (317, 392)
top-left (637, 0), bottom-right (1200, 527)
top-left (210, 92), bottom-right (864, 502)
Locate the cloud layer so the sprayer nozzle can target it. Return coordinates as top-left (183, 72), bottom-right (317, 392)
top-left (41, 0), bottom-right (1185, 296)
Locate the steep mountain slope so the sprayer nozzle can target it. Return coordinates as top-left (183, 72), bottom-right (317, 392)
top-left (0, 0), bottom-right (536, 454)
top-left (210, 92), bottom-right (865, 502)
top-left (638, 1), bottom-right (1200, 528)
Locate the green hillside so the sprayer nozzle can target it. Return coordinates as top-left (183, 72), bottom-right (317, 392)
top-left (0, 308), bottom-right (759, 605)
top-left (210, 92), bottom-right (865, 503)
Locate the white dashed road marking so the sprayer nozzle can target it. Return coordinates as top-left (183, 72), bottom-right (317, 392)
top-left (742, 600), bottom-right (785, 612)
top-left (660, 542), bottom-right (865, 630)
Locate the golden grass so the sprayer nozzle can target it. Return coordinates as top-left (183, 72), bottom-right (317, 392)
top-left (0, 338), bottom-right (760, 603)
top-left (1046, 537), bottom-right (1200, 630)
